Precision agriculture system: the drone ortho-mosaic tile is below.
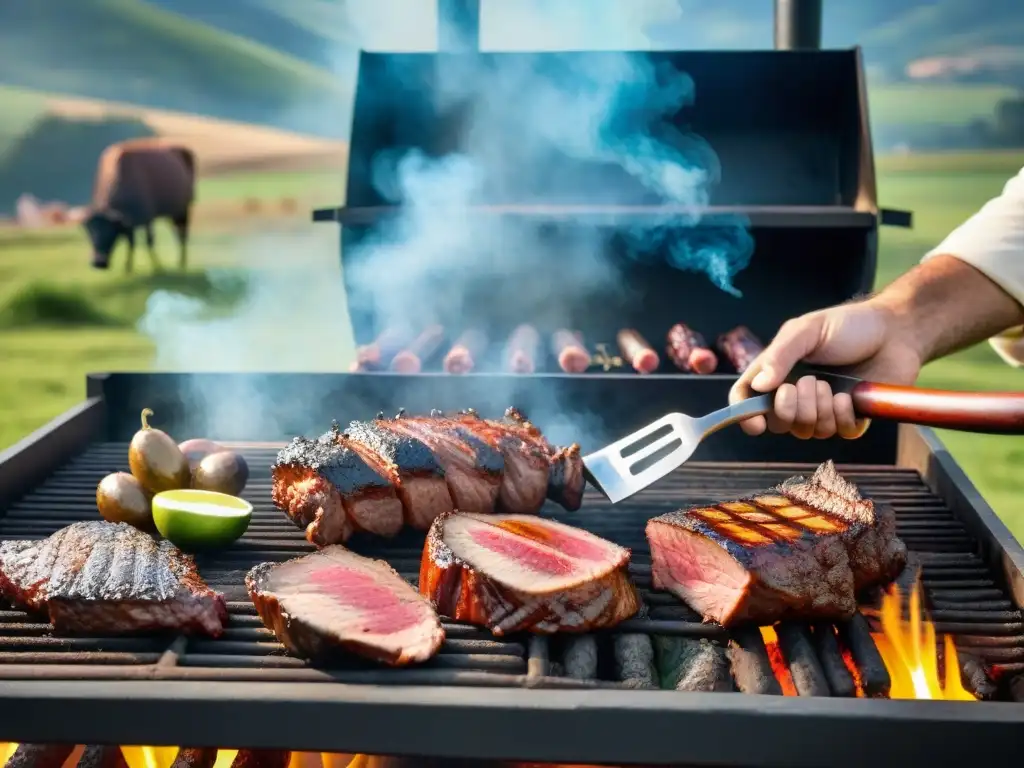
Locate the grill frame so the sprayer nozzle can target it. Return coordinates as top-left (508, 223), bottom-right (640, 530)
top-left (0, 374), bottom-right (1023, 766)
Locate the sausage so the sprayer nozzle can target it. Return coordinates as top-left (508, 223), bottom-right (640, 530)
top-left (616, 328), bottom-right (660, 374)
top-left (390, 324), bottom-right (446, 373)
top-left (666, 323), bottom-right (718, 374)
top-left (443, 330), bottom-right (487, 374)
top-left (552, 328), bottom-right (591, 373)
top-left (505, 324), bottom-right (540, 374)
top-left (717, 325), bottom-right (764, 374)
top-left (351, 327), bottom-right (411, 372)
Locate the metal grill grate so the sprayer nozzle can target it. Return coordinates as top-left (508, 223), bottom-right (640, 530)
top-left (0, 443), bottom-right (1021, 692)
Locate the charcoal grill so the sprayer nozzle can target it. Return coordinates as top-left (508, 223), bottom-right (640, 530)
top-left (2, 1), bottom-right (1023, 766)
top-left (0, 371), bottom-right (1023, 766)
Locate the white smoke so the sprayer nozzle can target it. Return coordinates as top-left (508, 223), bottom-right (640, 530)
top-left (136, 0), bottom-right (752, 446)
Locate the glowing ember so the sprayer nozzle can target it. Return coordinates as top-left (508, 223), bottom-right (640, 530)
top-left (0, 748), bottom-right (366, 768)
top-left (871, 580), bottom-right (976, 701)
top-left (759, 626), bottom-right (798, 697)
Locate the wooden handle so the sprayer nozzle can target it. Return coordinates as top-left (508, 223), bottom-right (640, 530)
top-left (851, 382), bottom-right (1024, 434)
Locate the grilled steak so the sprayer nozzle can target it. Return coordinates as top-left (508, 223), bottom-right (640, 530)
top-left (778, 461), bottom-right (907, 591)
top-left (272, 426), bottom-right (404, 545)
top-left (247, 546), bottom-right (445, 665)
top-left (420, 512), bottom-right (640, 635)
top-left (501, 407), bottom-right (585, 511)
top-left (272, 410), bottom-right (585, 547)
top-left (646, 461), bottom-right (907, 627)
top-left (455, 410), bottom-right (549, 515)
top-left (0, 521), bottom-right (226, 636)
top-left (344, 418), bottom-right (454, 529)
top-left (386, 413), bottom-right (505, 514)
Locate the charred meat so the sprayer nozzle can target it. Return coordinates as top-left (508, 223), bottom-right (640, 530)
top-left (247, 546), bottom-right (445, 666)
top-left (272, 410), bottom-right (585, 546)
top-left (645, 461), bottom-right (907, 627)
top-left (0, 521), bottom-right (226, 636)
top-left (344, 419), bottom-right (454, 530)
top-left (455, 409), bottom-right (549, 515)
top-left (420, 511), bottom-right (640, 635)
top-left (666, 322), bottom-right (718, 374)
top-left (388, 413), bottom-right (505, 515)
top-left (272, 426), bottom-right (403, 546)
top-left (717, 325), bottom-right (763, 374)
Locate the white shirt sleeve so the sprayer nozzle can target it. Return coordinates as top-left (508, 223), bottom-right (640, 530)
top-left (922, 166), bottom-right (1024, 366)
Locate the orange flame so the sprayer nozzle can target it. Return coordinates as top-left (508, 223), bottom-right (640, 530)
top-left (870, 581), bottom-right (975, 701)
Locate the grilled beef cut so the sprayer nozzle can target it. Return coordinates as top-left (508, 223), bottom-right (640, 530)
top-left (0, 521), bottom-right (226, 636)
top-left (247, 546), bottom-right (445, 665)
top-left (387, 413), bottom-right (505, 514)
top-left (646, 461), bottom-right (907, 627)
top-left (344, 419), bottom-right (454, 529)
top-left (272, 426), bottom-right (404, 545)
top-left (455, 410), bottom-right (549, 515)
top-left (778, 461), bottom-right (907, 591)
top-left (420, 512), bottom-right (640, 635)
top-left (272, 410), bottom-right (586, 547)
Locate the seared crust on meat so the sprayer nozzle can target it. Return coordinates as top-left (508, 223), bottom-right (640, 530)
top-left (0, 521), bottom-right (226, 636)
top-left (272, 426), bottom-right (403, 544)
top-left (646, 461), bottom-right (907, 627)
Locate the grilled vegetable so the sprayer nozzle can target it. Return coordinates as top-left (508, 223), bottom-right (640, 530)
top-left (96, 472), bottom-right (155, 532)
top-left (129, 408), bottom-right (191, 494)
top-left (178, 438), bottom-right (225, 470)
top-left (192, 450), bottom-right (250, 496)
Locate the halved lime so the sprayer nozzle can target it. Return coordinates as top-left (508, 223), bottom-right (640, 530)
top-left (151, 489), bottom-right (253, 551)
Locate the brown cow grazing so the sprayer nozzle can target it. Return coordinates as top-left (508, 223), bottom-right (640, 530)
top-left (84, 138), bottom-right (196, 273)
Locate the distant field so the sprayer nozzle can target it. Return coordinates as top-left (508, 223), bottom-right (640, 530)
top-left (867, 82), bottom-right (1017, 126)
top-left (0, 0), bottom-right (351, 134)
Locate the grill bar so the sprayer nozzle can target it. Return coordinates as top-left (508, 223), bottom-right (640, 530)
top-left (1, 444), bottom-right (1021, 691)
top-left (2, 433), bottom-right (1024, 764)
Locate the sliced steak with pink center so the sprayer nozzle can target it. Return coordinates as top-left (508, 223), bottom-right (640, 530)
top-left (246, 546), bottom-right (445, 666)
top-left (420, 512), bottom-right (640, 635)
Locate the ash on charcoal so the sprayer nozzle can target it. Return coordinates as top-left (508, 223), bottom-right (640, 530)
top-left (613, 633), bottom-right (658, 689)
top-left (562, 635), bottom-right (599, 680)
top-left (78, 746), bottom-right (128, 768)
top-left (654, 635), bottom-right (733, 693)
top-left (6, 745), bottom-right (75, 768)
top-left (727, 625), bottom-right (782, 695)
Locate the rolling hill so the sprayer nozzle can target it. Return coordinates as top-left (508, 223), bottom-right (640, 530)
top-left (0, 0), bottom-right (353, 137)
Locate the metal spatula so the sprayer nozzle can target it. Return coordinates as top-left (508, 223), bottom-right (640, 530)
top-left (581, 394), bottom-right (773, 503)
top-left (582, 367), bottom-right (1024, 504)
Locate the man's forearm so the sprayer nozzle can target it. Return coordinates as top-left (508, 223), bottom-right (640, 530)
top-left (871, 254), bottom-right (1024, 364)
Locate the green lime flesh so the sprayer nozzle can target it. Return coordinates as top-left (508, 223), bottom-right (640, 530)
top-left (152, 489), bottom-right (252, 552)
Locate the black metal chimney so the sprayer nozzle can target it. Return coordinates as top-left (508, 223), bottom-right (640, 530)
top-left (437, 0), bottom-right (480, 52)
top-left (773, 0), bottom-right (822, 50)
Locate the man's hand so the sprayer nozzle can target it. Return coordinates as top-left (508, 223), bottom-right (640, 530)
top-left (728, 300), bottom-right (923, 439)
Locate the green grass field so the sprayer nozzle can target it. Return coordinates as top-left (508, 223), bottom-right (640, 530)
top-left (2, 154), bottom-right (1024, 542)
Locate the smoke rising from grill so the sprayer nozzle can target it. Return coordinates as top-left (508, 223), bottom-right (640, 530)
top-left (134, 5), bottom-right (751, 448)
